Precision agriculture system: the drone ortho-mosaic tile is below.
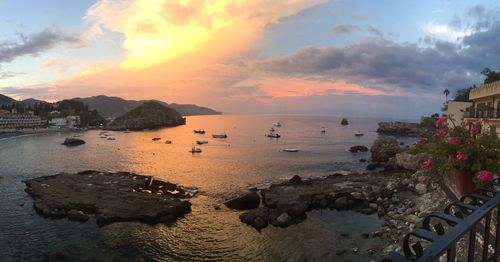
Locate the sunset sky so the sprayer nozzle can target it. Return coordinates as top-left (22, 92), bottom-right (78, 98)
top-left (1, 0), bottom-right (500, 118)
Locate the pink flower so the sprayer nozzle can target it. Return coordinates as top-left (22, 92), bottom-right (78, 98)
top-left (455, 152), bottom-right (468, 161)
top-left (422, 159), bottom-right (433, 170)
top-left (471, 126), bottom-right (478, 135)
top-left (435, 117), bottom-right (446, 128)
top-left (418, 138), bottom-right (426, 144)
top-left (477, 170), bottom-right (494, 182)
top-left (447, 137), bottom-right (460, 145)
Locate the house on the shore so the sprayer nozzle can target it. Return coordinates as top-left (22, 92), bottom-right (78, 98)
top-left (49, 115), bottom-right (80, 129)
top-left (464, 79), bottom-right (500, 133)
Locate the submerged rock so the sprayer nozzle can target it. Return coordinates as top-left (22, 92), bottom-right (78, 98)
top-left (225, 191), bottom-right (261, 210)
top-left (239, 207), bottom-right (269, 230)
top-left (62, 138), bottom-right (85, 146)
top-left (289, 175), bottom-right (302, 184)
top-left (349, 145), bottom-right (369, 153)
top-left (25, 171), bottom-right (192, 226)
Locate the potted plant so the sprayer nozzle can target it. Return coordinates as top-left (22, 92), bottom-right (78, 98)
top-left (410, 117), bottom-right (500, 196)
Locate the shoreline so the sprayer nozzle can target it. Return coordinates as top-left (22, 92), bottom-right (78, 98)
top-left (0, 128), bottom-right (77, 141)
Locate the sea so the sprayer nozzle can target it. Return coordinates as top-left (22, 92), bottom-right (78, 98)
top-left (0, 115), bottom-right (418, 261)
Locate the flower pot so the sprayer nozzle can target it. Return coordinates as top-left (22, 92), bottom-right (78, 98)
top-left (453, 171), bottom-right (476, 196)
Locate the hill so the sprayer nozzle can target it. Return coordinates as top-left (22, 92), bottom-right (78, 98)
top-left (73, 95), bottom-right (221, 117)
top-left (21, 98), bottom-right (47, 107)
top-left (110, 101), bottom-right (185, 130)
top-left (0, 94), bottom-right (15, 106)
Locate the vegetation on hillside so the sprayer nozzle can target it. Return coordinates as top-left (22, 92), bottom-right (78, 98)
top-left (111, 101), bottom-right (185, 130)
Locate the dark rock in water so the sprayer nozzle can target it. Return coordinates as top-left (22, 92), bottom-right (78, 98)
top-left (341, 118), bottom-right (349, 125)
top-left (289, 175), bottom-right (302, 184)
top-left (24, 171), bottom-right (192, 226)
top-left (239, 207), bottom-right (269, 230)
top-left (62, 138), bottom-right (85, 146)
top-left (399, 142), bottom-right (405, 146)
top-left (359, 158), bottom-right (367, 162)
top-left (225, 191), bottom-right (260, 210)
top-left (370, 137), bottom-right (403, 163)
top-left (366, 163), bottom-right (380, 171)
top-left (349, 145), bottom-right (368, 153)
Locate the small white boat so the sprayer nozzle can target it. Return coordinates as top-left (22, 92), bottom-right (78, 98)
top-left (190, 147), bottom-right (202, 153)
top-left (152, 137), bottom-right (161, 141)
top-left (321, 127), bottom-right (326, 133)
top-left (212, 133), bottom-right (227, 138)
top-left (354, 130), bottom-right (364, 137)
top-left (165, 140), bottom-right (172, 144)
top-left (196, 140), bottom-right (208, 145)
top-left (283, 148), bottom-right (299, 152)
top-left (274, 122), bottom-right (282, 127)
top-left (194, 129), bottom-right (206, 134)
top-left (124, 129), bottom-right (131, 133)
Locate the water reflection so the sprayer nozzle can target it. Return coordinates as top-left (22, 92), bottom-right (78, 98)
top-left (0, 115), bottom-right (409, 261)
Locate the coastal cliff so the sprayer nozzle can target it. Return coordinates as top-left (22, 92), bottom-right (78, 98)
top-left (109, 101), bottom-right (185, 130)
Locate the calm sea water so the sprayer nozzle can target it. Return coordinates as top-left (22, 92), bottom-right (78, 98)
top-left (0, 115), bottom-right (416, 261)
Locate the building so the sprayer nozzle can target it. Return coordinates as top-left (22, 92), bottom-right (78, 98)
top-left (442, 101), bottom-right (472, 126)
top-left (48, 115), bottom-right (80, 129)
top-left (49, 117), bottom-right (67, 127)
top-left (0, 111), bottom-right (44, 129)
top-left (465, 80), bottom-right (500, 133)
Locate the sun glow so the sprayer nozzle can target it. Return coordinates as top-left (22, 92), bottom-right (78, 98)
top-left (118, 0), bottom-right (233, 69)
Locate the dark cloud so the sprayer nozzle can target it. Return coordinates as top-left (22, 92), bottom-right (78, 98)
top-left (366, 25), bottom-right (383, 37)
top-left (331, 24), bottom-right (359, 36)
top-left (466, 5), bottom-right (498, 30)
top-left (256, 21), bottom-right (500, 94)
top-left (0, 28), bottom-right (82, 64)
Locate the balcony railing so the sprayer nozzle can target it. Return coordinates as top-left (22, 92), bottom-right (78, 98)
top-left (464, 109), bottom-right (500, 119)
top-left (386, 179), bottom-right (500, 261)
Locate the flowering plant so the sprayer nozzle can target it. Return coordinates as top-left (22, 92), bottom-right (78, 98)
top-left (410, 117), bottom-right (500, 187)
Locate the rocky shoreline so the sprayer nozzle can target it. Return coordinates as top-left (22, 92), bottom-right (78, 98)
top-left (25, 171), bottom-right (192, 226)
top-left (377, 121), bottom-right (434, 137)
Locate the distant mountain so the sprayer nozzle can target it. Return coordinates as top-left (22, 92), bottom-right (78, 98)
top-left (73, 95), bottom-right (221, 118)
top-left (110, 101), bottom-right (185, 130)
top-left (21, 98), bottom-right (47, 107)
top-left (0, 94), bottom-right (15, 106)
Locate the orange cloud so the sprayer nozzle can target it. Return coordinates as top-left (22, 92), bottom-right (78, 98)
top-left (256, 78), bottom-right (396, 98)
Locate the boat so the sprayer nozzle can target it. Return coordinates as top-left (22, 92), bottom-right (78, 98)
top-left (124, 129), bottom-right (131, 133)
top-left (152, 137), bottom-right (161, 141)
top-left (196, 140), bottom-right (208, 145)
top-left (266, 130), bottom-right (281, 138)
top-left (165, 140), bottom-right (172, 144)
top-left (100, 136), bottom-right (107, 139)
top-left (283, 148), bottom-right (299, 152)
top-left (212, 133), bottom-right (227, 138)
top-left (189, 147), bottom-right (202, 153)
top-left (354, 130), bottom-right (364, 137)
top-left (194, 129), bottom-right (206, 134)
top-left (273, 122), bottom-right (282, 127)
top-left (107, 137), bottom-right (116, 140)
top-left (341, 118), bottom-right (349, 125)
top-left (321, 127), bottom-right (326, 133)
top-left (270, 127), bottom-right (275, 132)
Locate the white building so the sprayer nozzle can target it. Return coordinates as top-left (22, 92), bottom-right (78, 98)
top-left (49, 117), bottom-right (67, 127)
top-left (49, 116), bottom-right (80, 128)
top-left (442, 101), bottom-right (473, 126)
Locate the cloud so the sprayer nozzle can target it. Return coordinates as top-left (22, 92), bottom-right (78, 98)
top-left (331, 24), bottom-right (359, 36)
top-left (85, 0), bottom-right (325, 70)
top-left (253, 20), bottom-right (500, 96)
top-left (0, 28), bottom-right (83, 64)
top-left (0, 86), bottom-right (50, 97)
top-left (366, 25), bottom-right (383, 37)
top-left (422, 22), bottom-right (472, 42)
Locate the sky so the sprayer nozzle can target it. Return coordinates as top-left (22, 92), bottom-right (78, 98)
top-left (1, 0), bottom-right (500, 118)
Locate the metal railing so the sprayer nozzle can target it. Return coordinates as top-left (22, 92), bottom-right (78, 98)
top-left (387, 179), bottom-right (500, 261)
